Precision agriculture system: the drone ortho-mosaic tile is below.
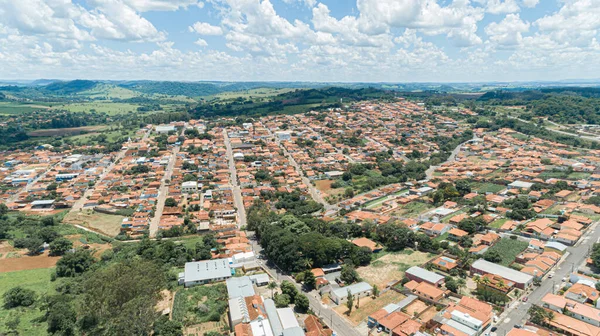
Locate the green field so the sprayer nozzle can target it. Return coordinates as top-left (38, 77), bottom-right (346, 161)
top-left (567, 172), bottom-right (591, 180)
top-left (489, 218), bottom-right (508, 229)
top-left (78, 84), bottom-right (140, 99)
top-left (0, 102), bottom-right (50, 115)
top-left (51, 102), bottom-right (141, 115)
top-left (486, 237), bottom-right (528, 266)
top-left (209, 88), bottom-right (298, 101)
top-left (473, 182), bottom-right (505, 194)
top-left (0, 268), bottom-right (56, 335)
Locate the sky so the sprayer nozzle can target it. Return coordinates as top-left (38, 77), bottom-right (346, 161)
top-left (1, 0), bottom-right (600, 83)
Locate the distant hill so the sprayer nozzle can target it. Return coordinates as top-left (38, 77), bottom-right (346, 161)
top-left (44, 80), bottom-right (98, 94)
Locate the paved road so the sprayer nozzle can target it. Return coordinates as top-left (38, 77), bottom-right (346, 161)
top-left (223, 129), bottom-right (247, 229)
top-left (149, 144), bottom-right (180, 237)
top-left (507, 116), bottom-right (600, 143)
top-left (250, 235), bottom-right (361, 336)
top-left (424, 135), bottom-right (479, 181)
top-left (8, 162), bottom-right (60, 203)
top-left (495, 220), bottom-right (600, 335)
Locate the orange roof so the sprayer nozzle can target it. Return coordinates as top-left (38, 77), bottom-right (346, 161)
top-left (448, 228), bottom-right (468, 237)
top-left (351, 237), bottom-right (382, 251)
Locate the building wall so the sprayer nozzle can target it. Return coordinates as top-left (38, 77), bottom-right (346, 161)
top-left (331, 289), bottom-right (372, 305)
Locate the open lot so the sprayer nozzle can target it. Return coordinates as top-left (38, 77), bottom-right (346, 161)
top-left (0, 248), bottom-right (60, 273)
top-left (472, 182), bottom-right (505, 194)
top-left (485, 237), bottom-right (528, 266)
top-left (357, 249), bottom-right (436, 289)
top-left (63, 210), bottom-right (125, 236)
top-left (315, 179), bottom-right (344, 198)
top-left (51, 102), bottom-right (141, 115)
top-left (0, 268), bottom-right (55, 335)
top-left (27, 125), bottom-right (106, 137)
top-left (334, 290), bottom-right (405, 325)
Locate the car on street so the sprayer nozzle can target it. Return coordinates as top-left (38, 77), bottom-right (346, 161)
top-left (522, 297), bottom-right (528, 302)
top-left (491, 327), bottom-right (497, 332)
top-left (514, 325), bottom-right (523, 329)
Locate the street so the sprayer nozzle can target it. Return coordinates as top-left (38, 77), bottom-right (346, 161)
top-left (250, 234), bottom-right (361, 336)
top-left (495, 220), bottom-right (600, 334)
top-left (223, 129), bottom-right (247, 229)
top-left (149, 144), bottom-right (180, 237)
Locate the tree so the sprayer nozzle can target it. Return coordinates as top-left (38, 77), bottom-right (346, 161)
top-left (372, 285), bottom-right (379, 298)
top-left (56, 249), bottom-right (95, 277)
top-left (483, 250), bottom-right (503, 263)
top-left (528, 305), bottom-right (554, 325)
top-left (280, 281), bottom-right (298, 303)
top-left (344, 188), bottom-right (354, 198)
top-left (165, 198), bottom-right (177, 207)
top-left (346, 290), bottom-right (354, 315)
top-left (154, 316), bottom-right (183, 336)
top-left (49, 237), bottom-right (73, 256)
top-left (25, 237), bottom-right (44, 255)
top-left (267, 282), bottom-right (278, 299)
top-left (79, 260), bottom-right (166, 335)
top-left (45, 295), bottom-right (77, 336)
top-left (455, 180), bottom-right (471, 196)
top-left (3, 286), bottom-right (36, 308)
top-left (0, 203), bottom-right (8, 217)
top-left (340, 264), bottom-right (360, 284)
top-left (303, 270), bottom-right (316, 290)
top-left (274, 293), bottom-right (291, 308)
top-left (295, 294), bottom-right (310, 313)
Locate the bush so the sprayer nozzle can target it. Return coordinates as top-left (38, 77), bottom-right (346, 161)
top-left (3, 287), bottom-right (36, 308)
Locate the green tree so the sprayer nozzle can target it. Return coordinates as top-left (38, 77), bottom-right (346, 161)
top-left (267, 282), bottom-right (278, 299)
top-left (280, 281), bottom-right (298, 303)
top-left (274, 293), bottom-right (291, 308)
top-left (340, 264), bottom-right (360, 284)
top-left (79, 260), bottom-right (167, 335)
top-left (372, 284), bottom-right (379, 298)
top-left (3, 287), bottom-right (36, 308)
top-left (45, 295), bottom-right (77, 336)
top-left (528, 305), bottom-right (554, 325)
top-left (49, 237), bottom-right (73, 256)
top-left (154, 316), bottom-right (183, 336)
top-left (25, 237), bottom-right (44, 255)
top-left (483, 250), bottom-right (502, 263)
top-left (295, 294), bottom-right (310, 313)
top-left (303, 270), bottom-right (316, 290)
top-left (165, 198), bottom-right (177, 207)
top-left (56, 249), bottom-right (95, 277)
top-left (346, 290), bottom-right (354, 315)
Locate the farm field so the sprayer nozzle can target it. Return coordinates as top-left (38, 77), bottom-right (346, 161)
top-left (357, 249), bottom-right (436, 289)
top-left (0, 268), bottom-right (55, 335)
top-left (27, 125), bottom-right (106, 137)
top-left (51, 102), bottom-right (141, 115)
top-left (334, 290), bottom-right (405, 325)
top-left (0, 102), bottom-right (50, 114)
top-left (485, 237), bottom-right (528, 266)
top-left (0, 250), bottom-right (60, 273)
top-left (209, 88), bottom-right (297, 101)
top-left (63, 210), bottom-right (125, 237)
top-left (78, 84), bottom-right (140, 99)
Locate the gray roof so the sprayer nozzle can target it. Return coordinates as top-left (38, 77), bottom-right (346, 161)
top-left (229, 297), bottom-right (249, 322)
top-left (183, 259), bottom-right (232, 283)
top-left (249, 273), bottom-right (270, 284)
top-left (227, 276), bottom-right (256, 299)
top-left (282, 327), bottom-right (305, 336)
top-left (405, 266), bottom-right (445, 284)
top-left (264, 299), bottom-right (284, 336)
top-left (546, 241), bottom-right (568, 252)
top-left (508, 180), bottom-right (533, 189)
top-left (31, 200), bottom-right (55, 206)
top-left (445, 319), bottom-right (478, 336)
top-left (471, 259), bottom-right (533, 284)
top-left (277, 307), bottom-right (299, 330)
top-left (332, 281), bottom-right (373, 298)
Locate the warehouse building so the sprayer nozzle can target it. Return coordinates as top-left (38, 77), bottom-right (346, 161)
top-left (470, 259), bottom-right (533, 289)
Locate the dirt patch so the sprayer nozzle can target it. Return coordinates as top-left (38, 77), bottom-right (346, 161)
top-left (156, 289), bottom-right (173, 313)
top-left (64, 210), bottom-right (124, 236)
top-left (417, 306), bottom-right (439, 323)
top-left (404, 299), bottom-right (429, 317)
top-left (315, 180), bottom-right (344, 198)
top-left (27, 126), bottom-right (106, 137)
top-left (0, 242), bottom-right (16, 259)
top-left (184, 321), bottom-right (228, 336)
top-left (333, 290), bottom-right (405, 325)
top-left (357, 250), bottom-right (437, 289)
top-left (0, 250), bottom-right (60, 273)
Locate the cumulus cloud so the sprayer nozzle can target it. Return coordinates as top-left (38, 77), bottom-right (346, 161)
top-left (189, 22), bottom-right (223, 35)
top-left (194, 38), bottom-right (208, 47)
top-left (485, 13), bottom-right (529, 46)
top-left (120, 0), bottom-right (204, 11)
top-left (475, 0), bottom-right (520, 14)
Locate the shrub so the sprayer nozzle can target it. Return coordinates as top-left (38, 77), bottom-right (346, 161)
top-left (3, 287), bottom-right (36, 308)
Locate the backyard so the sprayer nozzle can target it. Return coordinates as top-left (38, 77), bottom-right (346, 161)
top-left (334, 290), bottom-right (405, 325)
top-left (485, 237), bottom-right (528, 266)
top-left (357, 249), bottom-right (437, 289)
top-left (172, 283), bottom-right (228, 327)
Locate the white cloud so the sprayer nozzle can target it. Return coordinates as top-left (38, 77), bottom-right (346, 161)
top-left (485, 13), bottom-right (529, 46)
top-left (120, 0), bottom-right (204, 11)
top-left (189, 22), bottom-right (223, 35)
top-left (475, 0), bottom-right (520, 14)
top-left (194, 38), bottom-right (208, 47)
top-left (522, 0), bottom-right (538, 8)
top-left (281, 0), bottom-right (316, 8)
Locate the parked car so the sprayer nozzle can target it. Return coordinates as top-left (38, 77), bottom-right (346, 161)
top-left (514, 325), bottom-right (523, 329)
top-left (491, 327), bottom-right (497, 332)
top-left (522, 296), bottom-right (528, 302)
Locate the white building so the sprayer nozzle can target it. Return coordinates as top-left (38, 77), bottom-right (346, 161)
top-left (155, 125), bottom-right (176, 134)
top-left (179, 259), bottom-right (232, 287)
top-left (330, 282), bottom-right (373, 305)
top-left (181, 181), bottom-right (199, 193)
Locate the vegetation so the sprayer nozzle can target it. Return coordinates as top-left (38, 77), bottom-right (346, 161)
top-left (483, 238), bottom-right (528, 266)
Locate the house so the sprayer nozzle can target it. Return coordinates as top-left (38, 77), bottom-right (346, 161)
top-left (470, 259), bottom-right (533, 289)
top-left (330, 282), bottom-right (372, 305)
top-left (404, 280), bottom-right (447, 301)
top-left (430, 256), bottom-right (458, 272)
top-left (351, 237), bottom-right (383, 253)
top-left (542, 293), bottom-right (600, 327)
top-left (439, 297), bottom-right (493, 336)
top-left (508, 180), bottom-right (533, 190)
top-left (304, 315), bottom-right (332, 336)
top-left (181, 181), bottom-right (199, 193)
top-left (226, 276), bottom-right (256, 299)
top-left (179, 259), bottom-right (233, 287)
top-left (448, 228), bottom-right (468, 241)
top-left (405, 266), bottom-right (445, 286)
top-left (545, 312), bottom-right (600, 336)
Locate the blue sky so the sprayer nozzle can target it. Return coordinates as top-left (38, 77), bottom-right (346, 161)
top-left (0, 0), bottom-right (599, 82)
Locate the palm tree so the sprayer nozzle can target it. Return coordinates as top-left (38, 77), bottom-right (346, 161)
top-left (267, 281), bottom-right (278, 299)
top-left (303, 258), bottom-right (313, 270)
top-left (457, 278), bottom-right (467, 294)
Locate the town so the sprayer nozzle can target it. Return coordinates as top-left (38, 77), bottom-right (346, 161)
top-left (3, 97), bottom-right (600, 336)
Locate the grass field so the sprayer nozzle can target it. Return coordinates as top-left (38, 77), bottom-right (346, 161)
top-left (334, 290), bottom-right (405, 325)
top-left (78, 84), bottom-right (140, 99)
top-left (0, 102), bottom-right (50, 115)
top-left (393, 201), bottom-right (433, 217)
top-left (357, 249), bottom-right (436, 288)
top-left (489, 218), bottom-right (508, 229)
top-left (209, 88), bottom-right (297, 101)
top-left (485, 238), bottom-right (528, 266)
top-left (0, 268), bottom-right (55, 335)
top-left (567, 172), bottom-right (591, 180)
top-left (27, 125), bottom-right (106, 137)
top-left (473, 182), bottom-right (505, 194)
top-left (51, 102), bottom-right (141, 115)
top-left (63, 210), bottom-right (125, 236)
